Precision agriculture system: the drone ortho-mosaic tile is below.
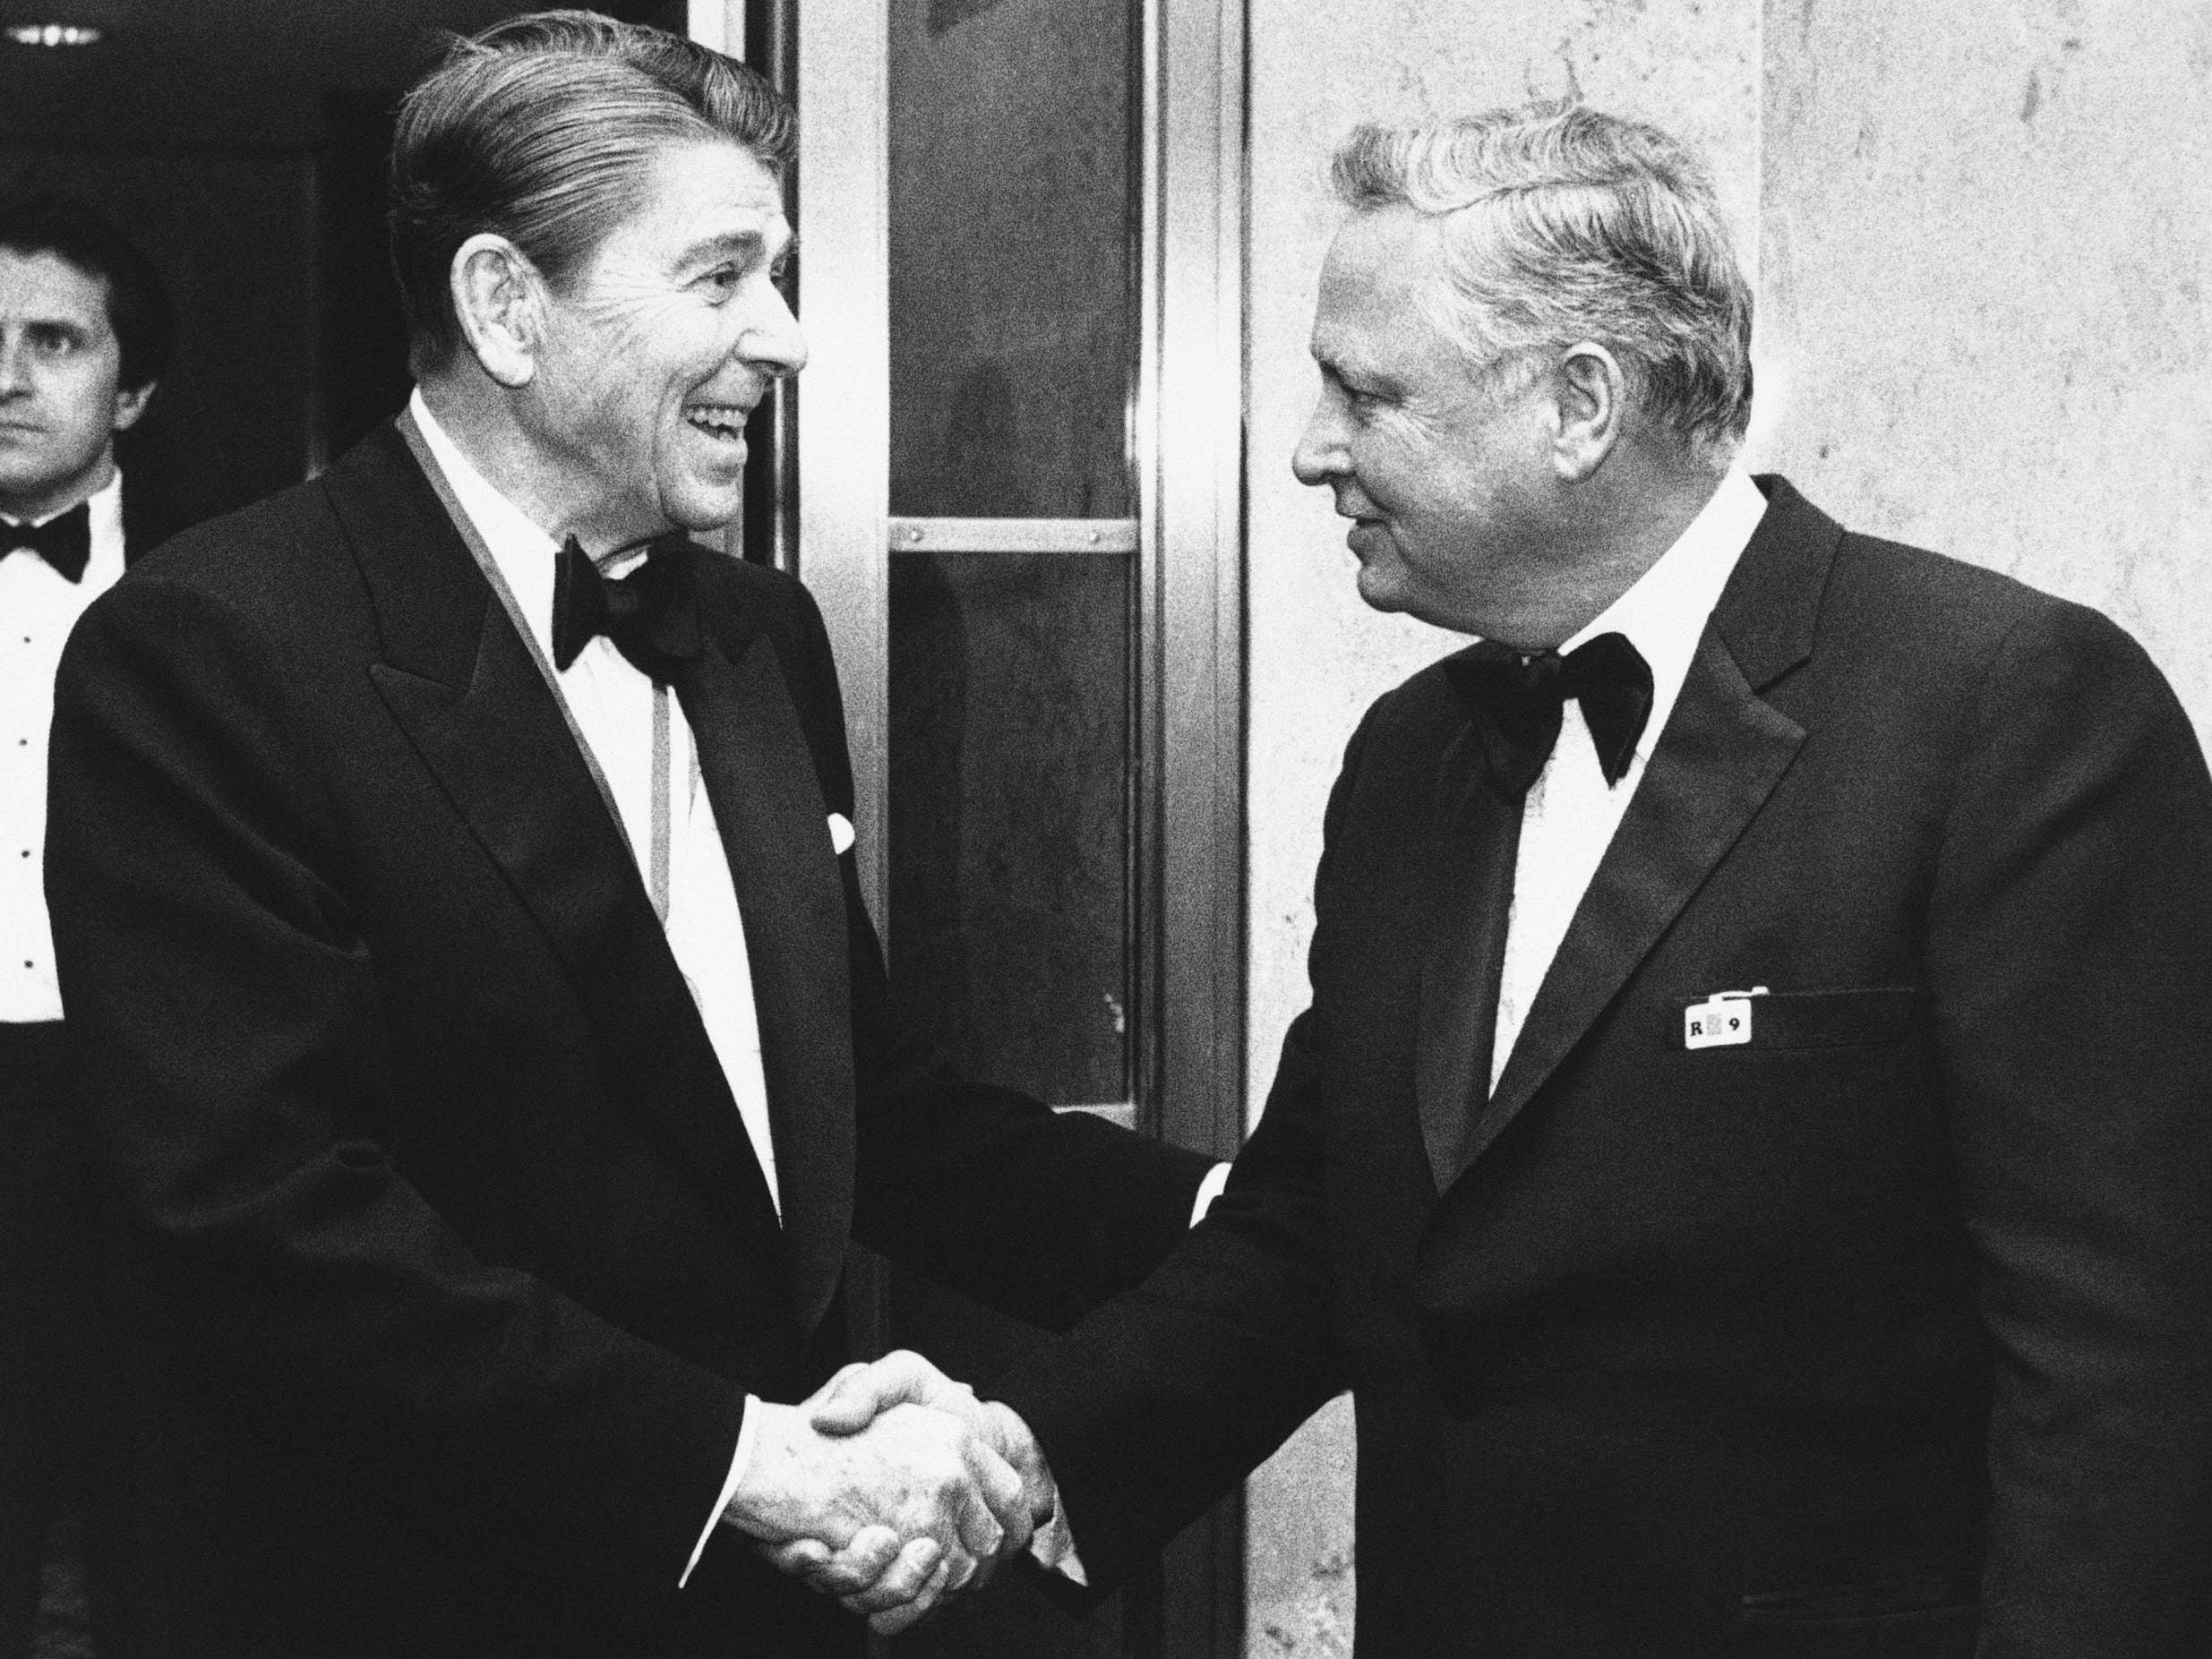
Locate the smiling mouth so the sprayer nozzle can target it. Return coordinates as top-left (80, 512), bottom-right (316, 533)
top-left (684, 405), bottom-right (751, 443)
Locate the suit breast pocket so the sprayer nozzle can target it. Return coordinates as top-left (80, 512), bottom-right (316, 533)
top-left (1677, 986), bottom-right (1921, 1053)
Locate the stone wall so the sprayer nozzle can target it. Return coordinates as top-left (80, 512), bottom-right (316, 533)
top-left (1759, 0), bottom-right (2212, 739)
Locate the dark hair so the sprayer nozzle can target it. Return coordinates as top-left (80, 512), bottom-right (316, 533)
top-left (390, 8), bottom-right (795, 373)
top-left (0, 192), bottom-right (174, 391)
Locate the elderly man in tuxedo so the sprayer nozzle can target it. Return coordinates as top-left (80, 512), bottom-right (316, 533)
top-left (808, 104), bottom-right (2212, 1655)
top-left (42, 13), bottom-right (1213, 1655)
top-left (2, 191), bottom-right (178, 1659)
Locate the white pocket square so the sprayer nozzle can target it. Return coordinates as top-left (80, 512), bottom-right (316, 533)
top-left (827, 812), bottom-right (855, 855)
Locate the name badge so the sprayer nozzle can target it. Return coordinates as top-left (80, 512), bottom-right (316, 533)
top-left (1684, 987), bottom-right (1768, 1050)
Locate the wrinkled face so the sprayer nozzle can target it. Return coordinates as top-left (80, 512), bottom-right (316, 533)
top-left (1290, 206), bottom-right (1556, 637)
top-left (0, 248), bottom-right (150, 522)
top-left (524, 138), bottom-right (804, 549)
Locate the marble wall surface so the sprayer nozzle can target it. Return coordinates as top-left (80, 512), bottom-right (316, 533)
top-left (1756, 0), bottom-right (2212, 740)
top-left (1238, 1), bottom-right (2212, 1652)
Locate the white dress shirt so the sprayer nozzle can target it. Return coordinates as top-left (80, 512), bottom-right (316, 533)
top-left (1489, 467), bottom-right (1769, 1091)
top-left (2, 472), bottom-right (125, 1023)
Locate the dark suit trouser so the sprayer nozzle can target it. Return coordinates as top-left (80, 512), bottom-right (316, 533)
top-left (0, 1022), bottom-right (133, 1659)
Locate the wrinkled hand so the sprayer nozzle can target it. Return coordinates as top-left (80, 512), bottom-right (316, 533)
top-left (812, 1351), bottom-right (1056, 1531)
top-left (756, 1351), bottom-right (1061, 1630)
top-left (725, 1371), bottom-right (1034, 1636)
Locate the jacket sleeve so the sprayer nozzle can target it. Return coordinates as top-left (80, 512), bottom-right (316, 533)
top-left (46, 573), bottom-right (749, 1624)
top-left (1927, 600), bottom-right (2212, 1654)
top-left (980, 710), bottom-right (1387, 1590)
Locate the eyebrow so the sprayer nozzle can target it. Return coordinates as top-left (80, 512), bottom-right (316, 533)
top-left (682, 227), bottom-right (798, 274)
top-left (1314, 348), bottom-right (1386, 395)
top-left (11, 317), bottom-right (93, 345)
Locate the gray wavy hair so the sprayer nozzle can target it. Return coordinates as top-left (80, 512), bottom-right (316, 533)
top-left (1333, 104), bottom-right (1753, 451)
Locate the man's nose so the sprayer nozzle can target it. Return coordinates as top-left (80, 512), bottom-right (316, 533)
top-left (1291, 393), bottom-right (1346, 487)
top-left (742, 285), bottom-right (808, 380)
top-left (0, 336), bottom-right (30, 397)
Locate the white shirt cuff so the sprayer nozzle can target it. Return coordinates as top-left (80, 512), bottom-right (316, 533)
top-left (679, 1393), bottom-right (764, 1588)
top-left (1191, 1161), bottom-right (1231, 1226)
top-left (1026, 1490), bottom-right (1088, 1586)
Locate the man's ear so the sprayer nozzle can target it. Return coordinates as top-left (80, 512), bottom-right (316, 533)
top-left (1551, 342), bottom-right (1626, 483)
top-left (110, 380), bottom-right (156, 433)
top-left (450, 234), bottom-right (544, 389)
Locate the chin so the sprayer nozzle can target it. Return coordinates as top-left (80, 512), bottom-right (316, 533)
top-left (1353, 565), bottom-right (1414, 617)
top-left (0, 460), bottom-right (56, 496)
top-left (664, 489), bottom-right (744, 538)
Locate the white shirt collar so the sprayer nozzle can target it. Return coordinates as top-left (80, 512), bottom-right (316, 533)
top-left (1558, 465), bottom-right (1769, 768)
top-left (408, 388), bottom-right (568, 667)
top-left (85, 466), bottom-right (124, 559)
top-left (1, 469), bottom-right (125, 583)
top-left (3, 466), bottom-right (123, 535)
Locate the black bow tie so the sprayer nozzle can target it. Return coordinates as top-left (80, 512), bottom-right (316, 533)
top-left (0, 501), bottom-right (91, 583)
top-left (549, 534), bottom-right (702, 683)
top-left (1445, 631), bottom-right (1656, 793)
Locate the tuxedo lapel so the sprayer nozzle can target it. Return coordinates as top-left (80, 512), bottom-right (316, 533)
top-left (332, 428), bottom-right (776, 1237)
top-left (677, 614), bottom-right (856, 1334)
top-left (1432, 477), bottom-right (1838, 1185)
top-left (1415, 718), bottom-right (1521, 1194)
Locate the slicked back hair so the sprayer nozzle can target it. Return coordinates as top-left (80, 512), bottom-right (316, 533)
top-left (390, 8), bottom-right (794, 375)
top-left (1333, 105), bottom-right (1753, 452)
top-left (0, 192), bottom-right (173, 392)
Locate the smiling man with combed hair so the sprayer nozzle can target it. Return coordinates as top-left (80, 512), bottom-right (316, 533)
top-left (40, 13), bottom-right (1213, 1655)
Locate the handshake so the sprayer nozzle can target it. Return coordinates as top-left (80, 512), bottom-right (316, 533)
top-left (721, 1350), bottom-right (1067, 1635)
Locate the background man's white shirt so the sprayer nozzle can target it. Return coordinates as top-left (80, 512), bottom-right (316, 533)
top-left (2, 472), bottom-right (125, 1022)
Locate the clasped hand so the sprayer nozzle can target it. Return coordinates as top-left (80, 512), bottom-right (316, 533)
top-left (725, 1351), bottom-right (1057, 1634)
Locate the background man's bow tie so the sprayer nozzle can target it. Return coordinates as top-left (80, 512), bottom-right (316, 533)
top-left (549, 534), bottom-right (703, 683)
top-left (1, 501), bottom-right (91, 583)
top-left (1445, 631), bottom-right (1656, 793)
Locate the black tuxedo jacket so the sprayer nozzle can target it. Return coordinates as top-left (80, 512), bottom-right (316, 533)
top-left (45, 423), bottom-right (1209, 1657)
top-left (999, 477), bottom-right (2212, 1656)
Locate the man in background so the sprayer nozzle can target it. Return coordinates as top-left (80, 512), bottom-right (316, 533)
top-left (1, 191), bottom-right (176, 1659)
top-left (817, 104), bottom-right (2212, 1655)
